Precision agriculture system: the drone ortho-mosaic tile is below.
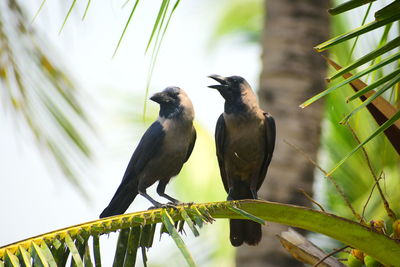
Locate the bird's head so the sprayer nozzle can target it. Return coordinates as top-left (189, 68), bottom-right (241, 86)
top-left (150, 87), bottom-right (194, 120)
top-left (208, 74), bottom-right (250, 101)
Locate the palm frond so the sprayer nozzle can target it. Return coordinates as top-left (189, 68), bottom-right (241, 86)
top-left (374, 1), bottom-right (400, 21)
top-left (318, 12), bottom-right (400, 228)
top-left (301, 1), bottom-right (400, 180)
top-left (314, 16), bottom-right (400, 52)
top-left (112, 0), bottom-right (140, 58)
top-left (324, 57), bottom-right (400, 154)
top-left (82, 0), bottom-right (91, 20)
top-left (161, 209), bottom-right (196, 267)
top-left (59, 0), bottom-right (77, 34)
top-left (143, 0), bottom-right (181, 117)
top-left (31, 0), bottom-right (47, 23)
top-left (328, 0), bottom-right (377, 15)
top-left (1, 201), bottom-right (400, 266)
top-left (300, 51), bottom-right (400, 108)
top-left (328, 109), bottom-right (400, 175)
top-left (0, 0), bottom-right (92, 196)
top-left (309, 0), bottom-right (400, 109)
top-left (43, 0), bottom-right (182, 120)
top-left (329, 36), bottom-right (400, 81)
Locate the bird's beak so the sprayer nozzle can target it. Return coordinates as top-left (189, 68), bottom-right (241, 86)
top-left (208, 74), bottom-right (228, 90)
top-left (150, 92), bottom-right (167, 104)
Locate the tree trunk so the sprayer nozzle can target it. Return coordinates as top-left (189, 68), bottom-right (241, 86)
top-left (236, 0), bottom-right (329, 266)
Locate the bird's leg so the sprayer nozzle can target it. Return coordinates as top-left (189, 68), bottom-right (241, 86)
top-left (226, 174), bottom-right (235, 201)
top-left (139, 190), bottom-right (162, 208)
top-left (250, 175), bottom-right (259, 199)
top-left (157, 180), bottom-right (180, 205)
top-left (227, 187), bottom-right (234, 201)
top-left (250, 188), bottom-right (258, 199)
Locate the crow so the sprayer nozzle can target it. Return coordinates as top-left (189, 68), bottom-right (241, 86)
top-left (208, 74), bottom-right (275, 246)
top-left (100, 87), bottom-right (196, 218)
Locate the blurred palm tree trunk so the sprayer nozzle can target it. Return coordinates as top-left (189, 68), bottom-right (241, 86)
top-left (236, 0), bottom-right (329, 266)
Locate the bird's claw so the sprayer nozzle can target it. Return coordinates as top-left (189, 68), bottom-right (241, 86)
top-left (147, 205), bottom-right (160, 210)
top-left (148, 203), bottom-right (178, 211)
top-left (161, 203), bottom-right (179, 211)
top-left (171, 201), bottom-right (194, 208)
top-left (183, 201), bottom-right (194, 207)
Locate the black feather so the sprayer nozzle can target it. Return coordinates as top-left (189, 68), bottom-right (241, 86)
top-left (99, 121), bottom-right (165, 218)
top-left (215, 114), bottom-right (228, 192)
top-left (257, 112), bottom-right (276, 190)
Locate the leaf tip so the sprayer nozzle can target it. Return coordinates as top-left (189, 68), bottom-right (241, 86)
top-left (339, 113), bottom-right (352, 125)
top-left (326, 167), bottom-right (337, 177)
top-left (313, 46), bottom-right (323, 53)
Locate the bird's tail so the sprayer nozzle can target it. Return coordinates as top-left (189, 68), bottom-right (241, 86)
top-left (229, 180), bottom-right (262, 246)
top-left (230, 219), bottom-right (262, 246)
top-left (99, 181), bottom-right (138, 218)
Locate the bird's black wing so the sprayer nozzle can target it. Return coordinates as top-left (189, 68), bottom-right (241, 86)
top-left (184, 126), bottom-right (197, 163)
top-left (100, 120), bottom-right (165, 218)
top-left (257, 112), bottom-right (276, 190)
top-left (120, 121), bottom-right (166, 185)
top-left (215, 114), bottom-right (229, 192)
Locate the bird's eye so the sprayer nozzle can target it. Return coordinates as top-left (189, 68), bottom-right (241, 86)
top-left (167, 92), bottom-right (178, 99)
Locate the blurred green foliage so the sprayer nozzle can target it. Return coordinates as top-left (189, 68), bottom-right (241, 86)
top-left (209, 0), bottom-right (263, 47)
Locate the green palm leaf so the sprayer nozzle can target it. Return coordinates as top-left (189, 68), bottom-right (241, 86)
top-left (314, 15), bottom-right (400, 52)
top-left (328, 109), bottom-right (400, 175)
top-left (1, 201), bottom-right (400, 266)
top-left (59, 0), bottom-right (77, 34)
top-left (92, 236), bottom-right (101, 267)
top-left (161, 210), bottom-right (196, 267)
top-left (341, 73), bottom-right (400, 123)
top-left (304, 1), bottom-right (400, 175)
top-left (112, 0), bottom-right (141, 58)
top-left (145, 0), bottom-right (170, 53)
top-left (328, 36), bottom-right (400, 81)
top-left (82, 0), bottom-right (92, 20)
top-left (300, 50), bottom-right (400, 108)
top-left (124, 227), bottom-right (140, 267)
top-left (375, 1), bottom-right (400, 21)
top-left (347, 68), bottom-right (400, 102)
top-left (328, 0), bottom-right (377, 15)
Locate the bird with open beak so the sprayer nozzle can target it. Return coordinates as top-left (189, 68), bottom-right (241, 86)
top-left (100, 87), bottom-right (196, 218)
top-left (208, 74), bottom-right (276, 246)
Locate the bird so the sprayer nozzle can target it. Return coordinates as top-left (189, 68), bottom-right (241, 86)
top-left (100, 87), bottom-right (196, 218)
top-left (208, 74), bottom-right (275, 246)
